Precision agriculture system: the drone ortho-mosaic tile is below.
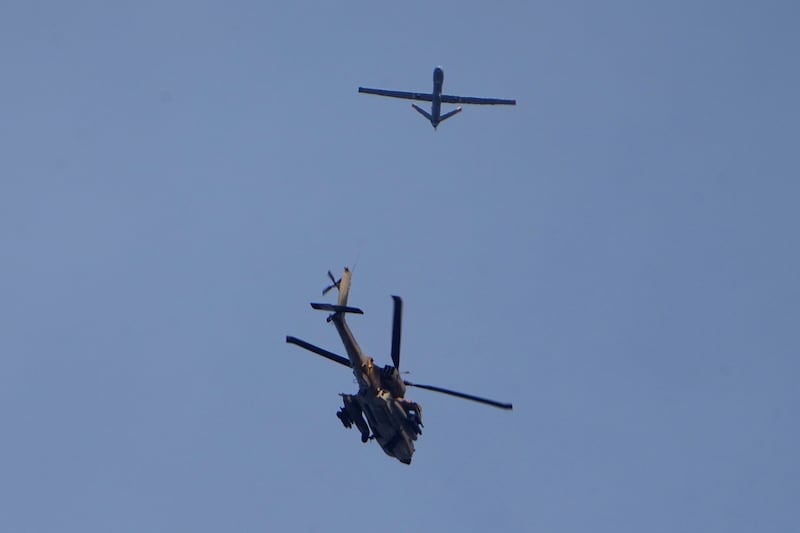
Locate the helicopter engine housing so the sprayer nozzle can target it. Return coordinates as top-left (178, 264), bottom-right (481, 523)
top-left (380, 365), bottom-right (406, 398)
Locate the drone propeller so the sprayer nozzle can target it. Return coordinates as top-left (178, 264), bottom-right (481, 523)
top-left (403, 380), bottom-right (513, 410)
top-left (390, 295), bottom-right (402, 370)
top-left (322, 270), bottom-right (341, 296)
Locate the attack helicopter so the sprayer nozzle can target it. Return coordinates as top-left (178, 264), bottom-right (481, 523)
top-left (286, 268), bottom-right (513, 464)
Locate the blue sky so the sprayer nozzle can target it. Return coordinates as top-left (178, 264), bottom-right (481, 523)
top-left (1, 1), bottom-right (798, 532)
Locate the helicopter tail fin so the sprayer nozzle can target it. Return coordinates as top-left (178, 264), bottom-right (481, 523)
top-left (337, 267), bottom-right (352, 307)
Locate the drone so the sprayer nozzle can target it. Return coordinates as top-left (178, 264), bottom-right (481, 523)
top-left (358, 66), bottom-right (517, 129)
top-left (286, 268), bottom-right (512, 464)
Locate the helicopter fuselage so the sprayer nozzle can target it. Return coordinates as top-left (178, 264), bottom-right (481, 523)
top-left (329, 312), bottom-right (420, 464)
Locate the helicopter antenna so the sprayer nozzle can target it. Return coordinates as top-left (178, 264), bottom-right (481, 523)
top-left (351, 247), bottom-right (362, 274)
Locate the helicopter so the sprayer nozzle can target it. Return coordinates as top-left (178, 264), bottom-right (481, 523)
top-left (285, 268), bottom-right (513, 464)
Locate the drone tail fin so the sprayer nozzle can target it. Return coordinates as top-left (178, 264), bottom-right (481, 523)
top-left (439, 106), bottom-right (462, 123)
top-left (412, 103), bottom-right (435, 125)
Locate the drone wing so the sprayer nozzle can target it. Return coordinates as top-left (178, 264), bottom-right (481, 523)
top-left (440, 94), bottom-right (516, 106)
top-left (359, 87), bottom-right (433, 102)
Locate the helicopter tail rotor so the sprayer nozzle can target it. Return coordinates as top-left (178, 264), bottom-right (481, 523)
top-left (322, 270), bottom-right (341, 295)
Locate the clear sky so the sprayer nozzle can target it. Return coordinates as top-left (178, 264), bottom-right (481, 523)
top-left (1, 1), bottom-right (798, 532)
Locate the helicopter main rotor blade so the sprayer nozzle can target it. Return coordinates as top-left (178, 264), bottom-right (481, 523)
top-left (404, 380), bottom-right (513, 410)
top-left (286, 336), bottom-right (351, 368)
top-left (390, 295), bottom-right (403, 370)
